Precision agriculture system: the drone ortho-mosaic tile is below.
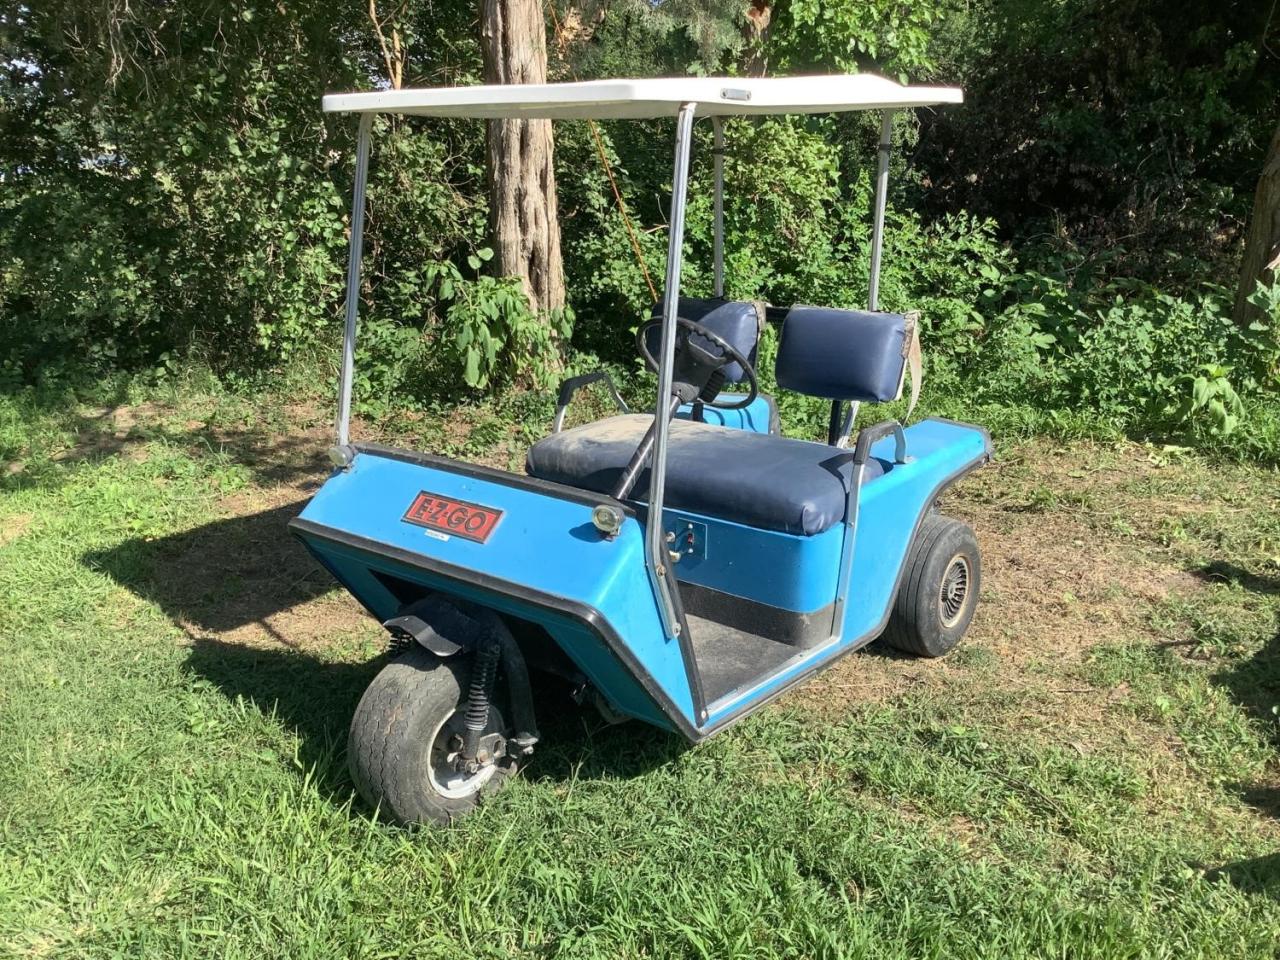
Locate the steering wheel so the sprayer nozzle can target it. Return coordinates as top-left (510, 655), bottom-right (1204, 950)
top-left (636, 316), bottom-right (760, 411)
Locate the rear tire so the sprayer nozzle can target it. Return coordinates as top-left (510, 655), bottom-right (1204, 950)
top-left (348, 645), bottom-right (517, 826)
top-left (883, 513), bottom-right (981, 658)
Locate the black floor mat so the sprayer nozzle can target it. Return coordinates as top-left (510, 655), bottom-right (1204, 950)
top-left (687, 614), bottom-right (804, 704)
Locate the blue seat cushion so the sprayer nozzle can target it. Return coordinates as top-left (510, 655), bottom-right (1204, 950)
top-left (776, 306), bottom-right (908, 402)
top-left (526, 415), bottom-right (888, 536)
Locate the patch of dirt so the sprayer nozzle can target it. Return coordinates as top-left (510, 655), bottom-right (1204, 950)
top-left (793, 441), bottom-right (1213, 744)
top-left (0, 513), bottom-right (34, 547)
top-left (129, 493), bottom-right (376, 654)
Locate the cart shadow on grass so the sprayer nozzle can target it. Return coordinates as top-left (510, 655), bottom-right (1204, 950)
top-left (83, 501), bottom-right (687, 806)
top-left (1192, 561), bottom-right (1280, 899)
top-left (1198, 562), bottom-right (1280, 809)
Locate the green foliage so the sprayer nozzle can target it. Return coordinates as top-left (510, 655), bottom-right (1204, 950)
top-left (430, 256), bottom-right (574, 391)
top-left (1239, 281), bottom-right (1280, 390)
top-left (566, 0), bottom-right (751, 77)
top-left (4, 0), bottom-right (1280, 462)
top-left (970, 272), bottom-right (1280, 450)
top-left (1179, 365), bottom-right (1244, 438)
top-left (0, 0), bottom-right (549, 402)
top-left (767, 0), bottom-right (945, 78)
top-left (920, 0), bottom-right (1279, 276)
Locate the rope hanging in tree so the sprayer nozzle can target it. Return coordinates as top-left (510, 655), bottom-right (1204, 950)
top-left (547, 1), bottom-right (658, 302)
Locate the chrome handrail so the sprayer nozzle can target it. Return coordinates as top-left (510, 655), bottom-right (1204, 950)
top-left (643, 101), bottom-right (698, 645)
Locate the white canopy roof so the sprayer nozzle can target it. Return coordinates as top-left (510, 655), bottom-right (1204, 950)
top-left (322, 75), bottom-right (962, 120)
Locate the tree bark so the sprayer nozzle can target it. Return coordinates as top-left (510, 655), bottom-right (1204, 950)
top-left (742, 0), bottom-right (772, 77)
top-left (480, 0), bottom-right (565, 324)
top-left (1234, 122), bottom-right (1280, 326)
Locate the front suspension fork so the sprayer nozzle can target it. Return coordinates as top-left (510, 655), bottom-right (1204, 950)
top-left (457, 613), bottom-right (540, 767)
top-left (460, 637), bottom-right (500, 762)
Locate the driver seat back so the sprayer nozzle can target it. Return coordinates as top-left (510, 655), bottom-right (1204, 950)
top-left (645, 297), bottom-right (765, 385)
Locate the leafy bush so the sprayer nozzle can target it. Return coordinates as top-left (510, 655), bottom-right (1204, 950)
top-left (958, 264), bottom-right (1280, 452)
top-left (4, 0), bottom-right (1279, 464)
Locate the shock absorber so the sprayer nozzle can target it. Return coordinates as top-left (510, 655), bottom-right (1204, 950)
top-left (460, 636), bottom-right (501, 764)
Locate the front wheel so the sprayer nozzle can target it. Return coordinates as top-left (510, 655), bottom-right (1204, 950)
top-left (883, 513), bottom-right (981, 658)
top-left (348, 646), bottom-right (518, 825)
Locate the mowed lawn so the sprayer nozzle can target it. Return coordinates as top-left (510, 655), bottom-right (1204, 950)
top-left (2, 390), bottom-right (1279, 958)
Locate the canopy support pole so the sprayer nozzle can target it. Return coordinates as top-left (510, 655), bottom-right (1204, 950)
top-left (867, 109), bottom-right (895, 312)
top-left (336, 113), bottom-right (374, 450)
top-left (712, 117), bottom-right (725, 298)
top-left (831, 109), bottom-right (896, 448)
top-left (648, 102), bottom-right (696, 639)
top-left (645, 102), bottom-right (705, 722)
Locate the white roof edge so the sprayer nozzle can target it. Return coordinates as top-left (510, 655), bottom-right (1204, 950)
top-left (321, 75), bottom-right (963, 120)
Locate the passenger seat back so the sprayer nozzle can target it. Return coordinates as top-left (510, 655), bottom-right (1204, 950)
top-left (775, 306), bottom-right (913, 403)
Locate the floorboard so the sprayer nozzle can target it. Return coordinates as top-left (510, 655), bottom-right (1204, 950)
top-left (686, 614), bottom-right (801, 704)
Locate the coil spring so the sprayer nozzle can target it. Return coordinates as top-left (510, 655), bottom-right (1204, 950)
top-left (463, 639), bottom-right (501, 752)
top-left (386, 628), bottom-right (412, 657)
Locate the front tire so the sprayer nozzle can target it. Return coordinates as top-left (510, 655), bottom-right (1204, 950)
top-left (348, 646), bottom-right (517, 825)
top-left (883, 513), bottom-right (981, 658)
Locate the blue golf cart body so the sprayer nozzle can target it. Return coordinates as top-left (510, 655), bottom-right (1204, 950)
top-left (292, 75), bottom-right (990, 823)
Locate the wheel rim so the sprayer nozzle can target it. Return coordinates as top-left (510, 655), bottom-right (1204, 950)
top-left (938, 555), bottom-right (972, 628)
top-left (426, 710), bottom-right (501, 800)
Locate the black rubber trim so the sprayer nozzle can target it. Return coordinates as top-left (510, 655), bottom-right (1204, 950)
top-left (556, 370), bottom-right (627, 410)
top-left (700, 444), bottom-right (991, 736)
top-left (679, 581), bottom-right (834, 647)
top-left (853, 419), bottom-right (903, 466)
top-left (288, 516), bottom-right (702, 740)
top-left (352, 442), bottom-right (635, 515)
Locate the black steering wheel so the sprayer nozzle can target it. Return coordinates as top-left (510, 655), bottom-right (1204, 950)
top-left (636, 316), bottom-right (760, 411)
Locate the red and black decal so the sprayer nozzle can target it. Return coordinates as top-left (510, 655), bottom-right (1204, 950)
top-left (402, 491), bottom-right (503, 543)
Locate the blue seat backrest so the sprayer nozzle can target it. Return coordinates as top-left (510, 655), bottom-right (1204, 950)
top-left (775, 306), bottom-right (908, 402)
top-left (646, 297), bottom-right (763, 384)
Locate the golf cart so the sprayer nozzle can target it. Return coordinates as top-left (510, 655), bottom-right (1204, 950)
top-left (292, 75), bottom-right (992, 825)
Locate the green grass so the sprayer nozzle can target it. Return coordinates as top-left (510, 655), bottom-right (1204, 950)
top-left (1, 385), bottom-right (1279, 958)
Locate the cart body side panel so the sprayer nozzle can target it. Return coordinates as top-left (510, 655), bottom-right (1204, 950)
top-left (699, 417), bottom-right (990, 729)
top-left (289, 452), bottom-right (695, 732)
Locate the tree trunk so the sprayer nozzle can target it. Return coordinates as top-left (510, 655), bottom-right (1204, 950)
top-left (1234, 122), bottom-right (1280, 326)
top-left (742, 0), bottom-right (772, 77)
top-left (480, 0), bottom-right (565, 326)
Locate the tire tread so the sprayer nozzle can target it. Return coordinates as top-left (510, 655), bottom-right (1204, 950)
top-left (884, 513), bottom-right (980, 658)
top-left (347, 647), bottom-right (508, 825)
top-left (885, 513), bottom-right (950, 656)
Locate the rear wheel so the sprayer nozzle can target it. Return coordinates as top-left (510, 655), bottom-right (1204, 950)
top-left (883, 513), bottom-right (981, 658)
top-left (348, 645), bottom-right (518, 825)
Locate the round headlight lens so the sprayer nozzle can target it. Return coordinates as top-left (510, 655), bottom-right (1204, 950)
top-left (591, 504), bottom-right (624, 538)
